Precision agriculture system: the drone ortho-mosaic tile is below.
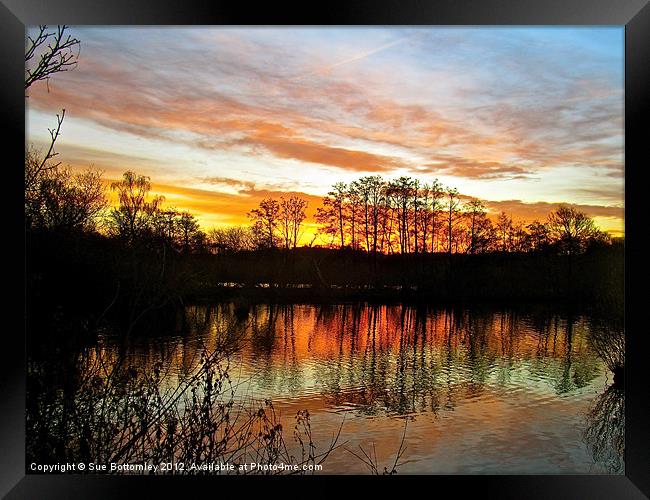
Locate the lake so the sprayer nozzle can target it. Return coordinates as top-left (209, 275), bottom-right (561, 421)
top-left (91, 302), bottom-right (623, 474)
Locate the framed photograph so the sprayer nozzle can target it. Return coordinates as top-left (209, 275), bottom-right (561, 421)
top-left (3, 0), bottom-right (649, 497)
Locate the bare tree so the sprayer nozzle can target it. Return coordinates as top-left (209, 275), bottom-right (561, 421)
top-left (547, 205), bottom-right (600, 256)
top-left (177, 211), bottom-right (200, 253)
top-left (445, 187), bottom-right (460, 255)
top-left (509, 220), bottom-right (530, 252)
top-left (389, 177), bottom-right (415, 254)
top-left (279, 196), bottom-right (308, 250)
top-left (108, 171), bottom-right (164, 243)
top-left (208, 226), bottom-right (255, 254)
top-left (378, 183), bottom-right (394, 254)
top-left (150, 208), bottom-right (180, 244)
top-left (526, 220), bottom-right (550, 252)
top-left (248, 198), bottom-right (280, 249)
top-left (353, 176), bottom-right (384, 255)
top-left (430, 179), bottom-right (445, 253)
top-left (315, 182), bottom-right (347, 249)
top-left (25, 25), bottom-right (80, 223)
top-left (25, 110), bottom-right (66, 196)
top-left (25, 25), bottom-right (80, 94)
top-left (346, 183), bottom-right (361, 250)
top-left (496, 212), bottom-right (512, 252)
top-left (411, 178), bottom-right (420, 253)
top-left (26, 165), bottom-right (107, 231)
top-left (464, 199), bottom-right (489, 254)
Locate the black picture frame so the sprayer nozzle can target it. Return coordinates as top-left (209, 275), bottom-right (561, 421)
top-left (2, 0), bottom-right (648, 497)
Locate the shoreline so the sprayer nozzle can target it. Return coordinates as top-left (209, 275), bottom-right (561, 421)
top-left (183, 284), bottom-right (622, 318)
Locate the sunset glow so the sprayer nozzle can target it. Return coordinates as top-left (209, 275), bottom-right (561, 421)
top-left (26, 27), bottom-right (625, 239)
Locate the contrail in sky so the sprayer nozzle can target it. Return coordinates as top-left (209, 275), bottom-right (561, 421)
top-left (292, 32), bottom-right (418, 81)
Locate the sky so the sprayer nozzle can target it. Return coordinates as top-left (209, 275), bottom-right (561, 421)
top-left (26, 27), bottom-right (625, 238)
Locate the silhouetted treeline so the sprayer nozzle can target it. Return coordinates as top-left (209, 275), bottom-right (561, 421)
top-left (208, 175), bottom-right (615, 258)
top-left (26, 162), bottom-right (618, 259)
top-left (312, 175), bottom-right (613, 257)
top-left (26, 168), bottom-right (208, 338)
top-left (26, 166), bottom-right (623, 341)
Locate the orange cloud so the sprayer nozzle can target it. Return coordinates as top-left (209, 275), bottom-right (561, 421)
top-left (422, 157), bottom-right (532, 180)
top-left (231, 136), bottom-right (405, 172)
top-left (28, 58), bottom-right (623, 183)
top-left (26, 27), bottom-right (623, 241)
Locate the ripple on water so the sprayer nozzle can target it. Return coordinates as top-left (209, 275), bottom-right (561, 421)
top-left (100, 303), bottom-right (621, 474)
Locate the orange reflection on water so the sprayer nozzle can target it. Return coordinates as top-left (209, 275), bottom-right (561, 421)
top-left (90, 303), bottom-right (613, 473)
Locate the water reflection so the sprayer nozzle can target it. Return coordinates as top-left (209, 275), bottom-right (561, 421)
top-left (93, 303), bottom-right (623, 473)
top-left (584, 385), bottom-right (624, 473)
top-left (584, 317), bottom-right (625, 473)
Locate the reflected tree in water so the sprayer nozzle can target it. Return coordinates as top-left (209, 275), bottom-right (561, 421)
top-left (30, 302), bottom-right (622, 473)
top-left (27, 311), bottom-right (341, 473)
top-left (584, 384), bottom-right (624, 473)
top-left (588, 317), bottom-right (624, 386)
top-left (584, 318), bottom-right (625, 473)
